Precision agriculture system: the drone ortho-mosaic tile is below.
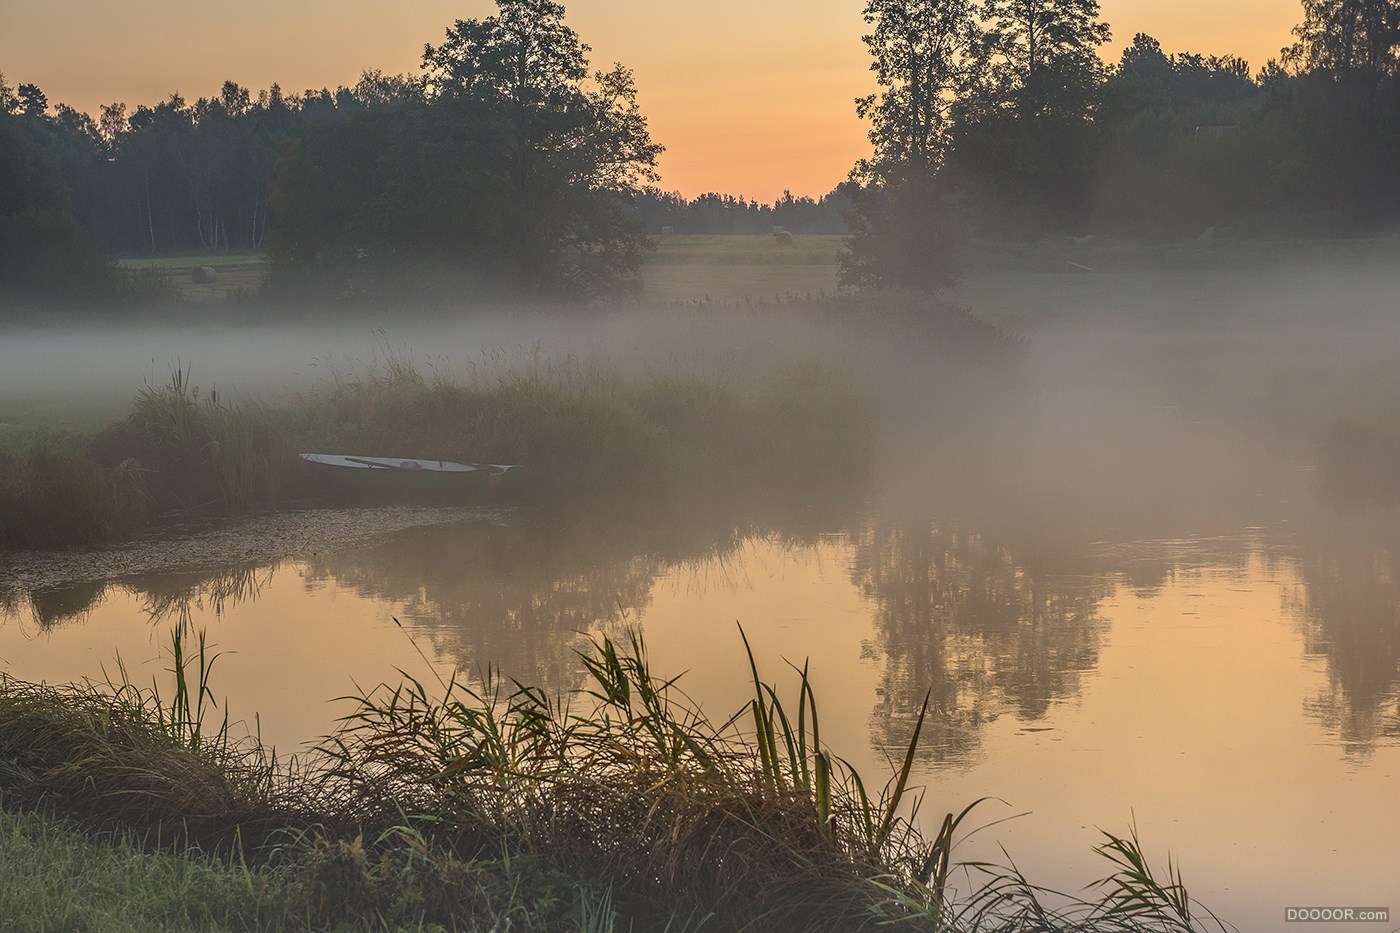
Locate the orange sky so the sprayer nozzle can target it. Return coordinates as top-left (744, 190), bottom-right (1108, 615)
top-left (0, 0), bottom-right (1301, 202)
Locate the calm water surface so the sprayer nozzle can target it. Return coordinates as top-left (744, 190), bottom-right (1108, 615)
top-left (3, 502), bottom-right (1399, 931)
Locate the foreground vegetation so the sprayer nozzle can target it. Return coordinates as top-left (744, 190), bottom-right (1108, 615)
top-left (0, 627), bottom-right (1227, 932)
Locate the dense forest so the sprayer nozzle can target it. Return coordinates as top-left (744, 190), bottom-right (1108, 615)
top-left (2, 0), bottom-right (1399, 302)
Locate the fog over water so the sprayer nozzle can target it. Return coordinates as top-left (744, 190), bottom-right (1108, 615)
top-left (5, 256), bottom-right (1400, 929)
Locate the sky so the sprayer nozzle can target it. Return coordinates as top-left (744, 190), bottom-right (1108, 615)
top-left (0, 0), bottom-right (1301, 203)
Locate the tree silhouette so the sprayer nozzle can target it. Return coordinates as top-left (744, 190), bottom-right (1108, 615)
top-left (842, 0), bottom-right (982, 291)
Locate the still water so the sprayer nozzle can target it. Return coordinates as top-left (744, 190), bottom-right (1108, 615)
top-left (2, 501), bottom-right (1399, 931)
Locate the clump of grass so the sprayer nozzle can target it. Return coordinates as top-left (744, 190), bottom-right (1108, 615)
top-left (0, 625), bottom-right (1227, 931)
top-left (0, 627), bottom-right (300, 854)
top-left (0, 432), bottom-right (145, 549)
top-left (111, 367), bottom-right (292, 512)
top-left (319, 628), bottom-right (1224, 932)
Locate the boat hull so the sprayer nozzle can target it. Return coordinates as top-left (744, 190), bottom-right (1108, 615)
top-left (299, 454), bottom-right (522, 502)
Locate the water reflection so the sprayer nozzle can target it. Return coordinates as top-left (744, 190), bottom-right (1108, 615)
top-left (850, 517), bottom-right (1110, 764)
top-left (1290, 512), bottom-right (1400, 757)
top-left (301, 519), bottom-right (659, 696)
top-left (298, 505), bottom-right (847, 696)
top-left (4, 565), bottom-right (275, 634)
top-left (24, 579), bottom-right (110, 629)
top-left (134, 564), bottom-right (274, 629)
top-left (4, 502), bottom-right (1399, 767)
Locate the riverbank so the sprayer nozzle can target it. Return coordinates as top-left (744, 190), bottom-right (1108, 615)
top-left (0, 629), bottom-right (1226, 932)
top-left (0, 352), bottom-right (870, 551)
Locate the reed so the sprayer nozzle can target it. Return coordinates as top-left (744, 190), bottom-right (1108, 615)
top-left (125, 367), bottom-right (289, 512)
top-left (0, 629), bottom-right (299, 854)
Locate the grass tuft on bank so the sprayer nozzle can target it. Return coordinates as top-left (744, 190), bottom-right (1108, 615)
top-left (0, 627), bottom-right (1227, 932)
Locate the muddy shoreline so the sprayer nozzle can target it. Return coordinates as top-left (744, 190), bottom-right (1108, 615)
top-left (0, 505), bottom-right (511, 596)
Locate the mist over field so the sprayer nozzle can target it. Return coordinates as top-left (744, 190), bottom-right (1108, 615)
top-left (6, 245), bottom-right (1400, 535)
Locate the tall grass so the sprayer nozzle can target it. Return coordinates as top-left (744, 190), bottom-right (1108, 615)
top-left (317, 627), bottom-right (1226, 931)
top-left (125, 367), bottom-right (288, 512)
top-left (0, 431), bottom-right (145, 549)
top-left (0, 625), bottom-right (1229, 931)
top-left (0, 627), bottom-right (297, 854)
top-left (285, 349), bottom-right (872, 499)
top-left (0, 350), bottom-right (872, 551)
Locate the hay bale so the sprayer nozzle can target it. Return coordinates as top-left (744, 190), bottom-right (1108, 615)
top-left (191, 266), bottom-right (218, 284)
top-left (773, 230), bottom-right (794, 245)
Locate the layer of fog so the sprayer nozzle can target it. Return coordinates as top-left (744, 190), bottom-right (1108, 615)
top-left (5, 256), bottom-right (1400, 542)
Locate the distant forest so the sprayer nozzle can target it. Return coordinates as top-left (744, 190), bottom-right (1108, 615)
top-left (2, 0), bottom-right (1399, 303)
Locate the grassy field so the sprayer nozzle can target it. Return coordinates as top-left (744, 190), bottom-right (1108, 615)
top-left (958, 236), bottom-right (1400, 332)
top-left (118, 253), bottom-right (268, 302)
top-left (116, 235), bottom-right (847, 305)
top-left (115, 233), bottom-right (1400, 315)
top-left (642, 234), bottom-right (843, 302)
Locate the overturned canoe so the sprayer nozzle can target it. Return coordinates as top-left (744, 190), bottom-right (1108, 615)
top-left (299, 454), bottom-right (524, 499)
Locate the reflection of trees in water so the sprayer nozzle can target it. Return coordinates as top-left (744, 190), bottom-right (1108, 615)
top-left (296, 505), bottom-right (832, 698)
top-left (0, 565), bottom-right (274, 634)
top-left (850, 518), bottom-right (1109, 764)
top-left (1289, 518), bottom-right (1400, 757)
top-left (301, 519), bottom-right (661, 697)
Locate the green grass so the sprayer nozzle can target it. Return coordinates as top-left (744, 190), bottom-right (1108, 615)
top-left (0, 808), bottom-right (311, 933)
top-left (0, 808), bottom-right (627, 933)
top-left (117, 253), bottom-right (268, 302)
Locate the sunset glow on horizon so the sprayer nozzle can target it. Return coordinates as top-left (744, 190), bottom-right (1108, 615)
top-left (1, 0), bottom-right (1302, 202)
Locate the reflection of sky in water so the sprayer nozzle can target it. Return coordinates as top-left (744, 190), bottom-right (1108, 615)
top-left (1, 516), bottom-right (1398, 930)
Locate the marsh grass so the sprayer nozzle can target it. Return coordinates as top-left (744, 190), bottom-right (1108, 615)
top-left (0, 286), bottom-right (1026, 551)
top-left (0, 626), bottom-right (1230, 932)
top-left (122, 366), bottom-right (291, 512)
top-left (287, 349), bottom-right (873, 499)
top-left (0, 352), bottom-right (871, 549)
top-left (0, 430), bottom-right (145, 549)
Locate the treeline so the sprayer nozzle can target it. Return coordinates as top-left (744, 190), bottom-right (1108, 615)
top-left (950, 30), bottom-right (1400, 239)
top-left (843, 0), bottom-right (1400, 289)
top-left (0, 76), bottom-right (405, 258)
top-left (636, 188), bottom-right (853, 234)
top-left (4, 0), bottom-right (1400, 305)
top-left (0, 0), bottom-right (666, 304)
